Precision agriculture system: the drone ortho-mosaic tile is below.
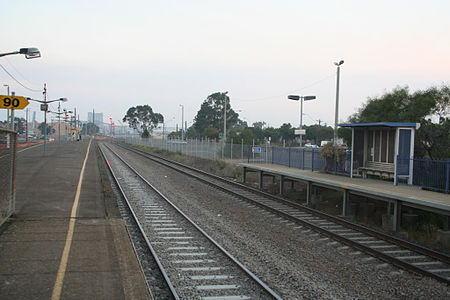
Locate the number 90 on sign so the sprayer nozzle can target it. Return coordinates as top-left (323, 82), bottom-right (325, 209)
top-left (0, 95), bottom-right (29, 110)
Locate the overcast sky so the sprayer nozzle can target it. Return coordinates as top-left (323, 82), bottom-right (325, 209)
top-left (1, 0), bottom-right (449, 129)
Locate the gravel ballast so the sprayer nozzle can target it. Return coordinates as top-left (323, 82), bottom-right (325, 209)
top-left (110, 144), bottom-right (450, 299)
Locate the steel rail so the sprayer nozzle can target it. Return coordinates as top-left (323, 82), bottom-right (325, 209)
top-left (114, 141), bottom-right (450, 285)
top-left (104, 143), bottom-right (282, 299)
top-left (98, 144), bottom-right (179, 299)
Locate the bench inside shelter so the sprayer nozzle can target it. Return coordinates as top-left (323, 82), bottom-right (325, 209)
top-left (359, 161), bottom-right (394, 179)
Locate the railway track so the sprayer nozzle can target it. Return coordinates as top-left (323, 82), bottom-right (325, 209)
top-left (111, 141), bottom-right (450, 285)
top-left (99, 143), bottom-right (281, 299)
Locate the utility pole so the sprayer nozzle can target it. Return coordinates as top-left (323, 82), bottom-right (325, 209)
top-left (26, 108), bottom-right (29, 142)
top-left (334, 60), bottom-right (344, 145)
top-left (223, 92), bottom-right (228, 141)
top-left (43, 84), bottom-right (47, 155)
top-left (180, 104), bottom-right (184, 140)
top-left (10, 91), bottom-right (15, 131)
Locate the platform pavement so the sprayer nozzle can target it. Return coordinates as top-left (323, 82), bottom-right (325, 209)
top-left (0, 138), bottom-right (151, 299)
top-left (240, 163), bottom-right (450, 214)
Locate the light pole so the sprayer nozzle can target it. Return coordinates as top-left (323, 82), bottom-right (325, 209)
top-left (334, 60), bottom-right (344, 145)
top-left (179, 104), bottom-right (184, 140)
top-left (287, 95), bottom-right (316, 147)
top-left (223, 92), bottom-right (228, 141)
top-left (27, 85), bottom-right (67, 156)
top-left (3, 85), bottom-right (10, 127)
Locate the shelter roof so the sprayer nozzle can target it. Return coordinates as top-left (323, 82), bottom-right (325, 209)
top-left (338, 122), bottom-right (420, 129)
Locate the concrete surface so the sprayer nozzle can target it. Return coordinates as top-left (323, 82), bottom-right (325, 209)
top-left (0, 138), bottom-right (151, 299)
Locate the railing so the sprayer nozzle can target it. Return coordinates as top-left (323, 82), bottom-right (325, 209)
top-left (397, 156), bottom-right (450, 194)
top-left (256, 146), bottom-right (351, 176)
top-left (119, 136), bottom-right (447, 193)
top-left (0, 128), bottom-right (17, 226)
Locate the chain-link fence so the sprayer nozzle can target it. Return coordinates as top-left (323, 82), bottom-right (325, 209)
top-left (120, 136), bottom-right (272, 163)
top-left (0, 128), bottom-right (17, 226)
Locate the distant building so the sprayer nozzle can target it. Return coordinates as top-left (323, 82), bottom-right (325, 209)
top-left (87, 112), bottom-right (104, 127)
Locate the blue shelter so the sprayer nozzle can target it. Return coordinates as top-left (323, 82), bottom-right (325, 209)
top-left (338, 122), bottom-right (420, 185)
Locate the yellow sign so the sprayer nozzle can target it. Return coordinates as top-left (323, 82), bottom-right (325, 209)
top-left (0, 95), bottom-right (29, 110)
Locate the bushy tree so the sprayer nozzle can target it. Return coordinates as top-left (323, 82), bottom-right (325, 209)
top-left (38, 122), bottom-right (55, 136)
top-left (349, 85), bottom-right (449, 158)
top-left (123, 105), bottom-right (163, 138)
top-left (192, 92), bottom-right (240, 137)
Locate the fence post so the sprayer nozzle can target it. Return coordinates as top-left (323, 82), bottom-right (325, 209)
top-left (302, 148), bottom-right (305, 170)
top-left (334, 158), bottom-right (337, 175)
top-left (311, 150), bottom-right (315, 171)
top-left (446, 159), bottom-right (450, 194)
top-left (272, 146), bottom-right (274, 164)
top-left (230, 138), bottom-right (233, 161)
top-left (241, 139), bottom-right (244, 162)
top-left (288, 147), bottom-right (291, 168)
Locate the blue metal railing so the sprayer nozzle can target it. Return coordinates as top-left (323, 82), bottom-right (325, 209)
top-left (406, 157), bottom-right (450, 193)
top-left (248, 146), bottom-right (448, 193)
top-left (268, 146), bottom-right (350, 176)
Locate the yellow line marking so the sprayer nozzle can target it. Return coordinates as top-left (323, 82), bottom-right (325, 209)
top-left (341, 184), bottom-right (348, 189)
top-left (51, 139), bottom-right (92, 300)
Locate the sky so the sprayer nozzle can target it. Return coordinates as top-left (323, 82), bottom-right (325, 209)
top-left (1, 0), bottom-right (449, 130)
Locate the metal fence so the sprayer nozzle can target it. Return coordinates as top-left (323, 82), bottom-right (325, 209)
top-left (121, 136), bottom-right (255, 162)
top-left (120, 136), bottom-right (447, 193)
top-left (0, 128), bottom-right (17, 227)
top-left (397, 156), bottom-right (450, 194)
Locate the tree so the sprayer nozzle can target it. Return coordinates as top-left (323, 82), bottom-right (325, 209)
top-left (349, 85), bottom-right (450, 158)
top-left (12, 117), bottom-right (26, 134)
top-left (192, 92), bottom-right (240, 137)
top-left (82, 123), bottom-right (99, 135)
top-left (278, 123), bottom-right (295, 145)
top-left (304, 124), bottom-right (333, 145)
top-left (38, 122), bottom-right (55, 136)
top-left (123, 105), bottom-right (164, 138)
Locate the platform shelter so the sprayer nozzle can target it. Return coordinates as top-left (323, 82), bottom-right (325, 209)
top-left (338, 122), bottom-right (420, 185)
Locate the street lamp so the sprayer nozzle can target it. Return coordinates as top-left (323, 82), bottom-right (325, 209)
top-left (287, 95), bottom-right (316, 147)
top-left (179, 104), bottom-right (184, 140)
top-left (1, 48), bottom-right (40, 129)
top-left (0, 48), bottom-right (41, 59)
top-left (27, 87), bottom-right (67, 156)
top-left (334, 59), bottom-right (344, 145)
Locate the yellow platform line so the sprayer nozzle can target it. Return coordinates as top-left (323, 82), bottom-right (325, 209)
top-left (51, 139), bottom-right (92, 300)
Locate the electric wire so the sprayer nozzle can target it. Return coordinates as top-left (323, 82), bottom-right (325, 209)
top-left (234, 73), bottom-right (335, 102)
top-left (0, 64), bottom-right (42, 93)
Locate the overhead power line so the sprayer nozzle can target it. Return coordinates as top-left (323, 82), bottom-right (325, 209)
top-left (0, 63), bottom-right (42, 93)
top-left (234, 73), bottom-right (335, 103)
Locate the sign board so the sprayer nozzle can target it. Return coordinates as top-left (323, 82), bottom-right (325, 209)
top-left (0, 95), bottom-right (29, 110)
top-left (252, 146), bottom-right (261, 153)
top-left (294, 129), bottom-right (306, 135)
top-left (40, 104), bottom-right (48, 111)
top-left (219, 133), bottom-right (224, 138)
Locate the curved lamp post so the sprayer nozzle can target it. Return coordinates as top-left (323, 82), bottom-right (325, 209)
top-left (27, 93), bottom-right (68, 156)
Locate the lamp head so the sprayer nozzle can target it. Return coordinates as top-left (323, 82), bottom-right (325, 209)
top-left (287, 95), bottom-right (300, 101)
top-left (19, 47), bottom-right (41, 59)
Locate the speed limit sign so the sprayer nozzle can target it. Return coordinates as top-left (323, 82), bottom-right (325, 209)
top-left (0, 95), bottom-right (30, 110)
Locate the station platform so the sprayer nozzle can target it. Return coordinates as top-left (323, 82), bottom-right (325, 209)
top-left (0, 138), bottom-right (151, 299)
top-left (240, 163), bottom-right (450, 216)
